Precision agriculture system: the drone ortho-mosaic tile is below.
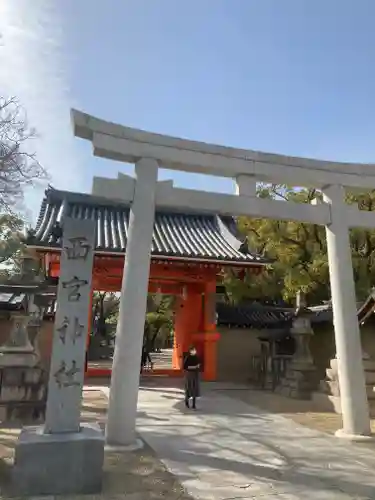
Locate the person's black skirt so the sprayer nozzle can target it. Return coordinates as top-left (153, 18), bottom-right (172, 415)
top-left (184, 370), bottom-right (200, 399)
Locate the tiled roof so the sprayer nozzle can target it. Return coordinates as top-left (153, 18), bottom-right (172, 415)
top-left (0, 284), bottom-right (57, 315)
top-left (217, 298), bottom-right (375, 330)
top-left (29, 188), bottom-right (269, 265)
top-left (307, 304), bottom-right (333, 324)
top-left (216, 302), bottom-right (294, 329)
top-left (0, 293), bottom-right (26, 311)
top-left (309, 301), bottom-right (373, 325)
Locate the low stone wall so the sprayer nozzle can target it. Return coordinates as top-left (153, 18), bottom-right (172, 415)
top-left (0, 365), bottom-right (47, 423)
top-left (0, 316), bottom-right (52, 424)
top-left (216, 322), bottom-right (375, 389)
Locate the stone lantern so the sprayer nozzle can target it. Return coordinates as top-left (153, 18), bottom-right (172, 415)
top-left (0, 282), bottom-right (50, 422)
top-left (277, 291), bottom-right (318, 399)
top-left (289, 291), bottom-right (315, 368)
top-left (0, 251), bottom-right (45, 368)
top-left (0, 298), bottom-right (39, 368)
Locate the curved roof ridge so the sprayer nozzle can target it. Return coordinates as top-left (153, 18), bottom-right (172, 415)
top-left (35, 196), bottom-right (48, 233)
top-left (30, 188), bottom-right (270, 265)
top-left (43, 186), bottom-right (254, 218)
top-left (45, 186), bottom-right (129, 209)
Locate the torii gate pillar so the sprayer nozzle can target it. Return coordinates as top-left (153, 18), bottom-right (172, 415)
top-left (323, 185), bottom-right (371, 438)
top-left (105, 158), bottom-right (158, 447)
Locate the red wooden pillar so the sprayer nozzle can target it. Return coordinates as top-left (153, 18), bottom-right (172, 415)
top-left (172, 285), bottom-right (202, 370)
top-left (172, 296), bottom-right (185, 370)
top-left (202, 279), bottom-right (220, 381)
top-left (85, 289), bottom-right (94, 374)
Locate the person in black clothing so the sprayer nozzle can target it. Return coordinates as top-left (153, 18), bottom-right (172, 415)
top-left (140, 342), bottom-right (153, 373)
top-left (183, 346), bottom-right (201, 410)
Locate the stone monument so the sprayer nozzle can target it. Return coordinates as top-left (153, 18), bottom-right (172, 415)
top-left (276, 291), bottom-right (318, 399)
top-left (312, 352), bottom-right (375, 415)
top-left (12, 217), bottom-right (104, 496)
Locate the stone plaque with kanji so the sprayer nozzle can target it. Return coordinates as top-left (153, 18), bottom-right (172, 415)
top-left (44, 217), bottom-right (95, 433)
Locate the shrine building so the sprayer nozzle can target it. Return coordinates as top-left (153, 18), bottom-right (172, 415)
top-left (26, 186), bottom-right (269, 381)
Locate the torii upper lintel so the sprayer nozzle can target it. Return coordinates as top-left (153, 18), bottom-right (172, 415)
top-left (71, 108), bottom-right (375, 190)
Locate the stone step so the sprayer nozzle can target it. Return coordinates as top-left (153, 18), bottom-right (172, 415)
top-left (312, 391), bottom-right (375, 417)
top-left (319, 379), bottom-right (375, 398)
top-left (320, 380), bottom-right (339, 396)
top-left (329, 359), bottom-right (337, 372)
top-left (330, 358), bottom-right (375, 373)
top-left (325, 367), bottom-right (375, 386)
top-left (325, 368), bottom-right (338, 382)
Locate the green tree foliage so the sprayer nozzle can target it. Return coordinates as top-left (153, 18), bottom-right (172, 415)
top-left (90, 293), bottom-right (175, 350)
top-left (0, 213), bottom-right (24, 267)
top-left (224, 184), bottom-right (375, 305)
top-left (0, 213), bottom-right (43, 282)
top-left (92, 292), bottom-right (120, 337)
top-left (144, 294), bottom-right (175, 351)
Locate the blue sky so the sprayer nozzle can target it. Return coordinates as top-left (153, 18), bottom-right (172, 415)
top-left (2, 0), bottom-right (375, 220)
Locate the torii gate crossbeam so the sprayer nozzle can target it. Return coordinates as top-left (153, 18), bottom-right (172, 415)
top-left (72, 109), bottom-right (375, 446)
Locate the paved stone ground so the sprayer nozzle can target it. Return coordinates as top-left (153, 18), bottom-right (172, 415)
top-left (219, 385), bottom-right (375, 437)
top-left (3, 381), bottom-right (375, 499)
top-left (0, 389), bottom-right (192, 500)
top-left (130, 381), bottom-right (375, 499)
top-left (88, 348), bottom-right (174, 372)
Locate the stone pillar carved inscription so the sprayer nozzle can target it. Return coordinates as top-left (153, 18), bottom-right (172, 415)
top-left (44, 217), bottom-right (95, 434)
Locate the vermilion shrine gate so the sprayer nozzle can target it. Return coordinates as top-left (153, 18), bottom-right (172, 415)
top-left (28, 187), bottom-right (267, 381)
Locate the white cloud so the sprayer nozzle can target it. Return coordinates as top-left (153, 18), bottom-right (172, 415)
top-left (0, 0), bottom-right (86, 222)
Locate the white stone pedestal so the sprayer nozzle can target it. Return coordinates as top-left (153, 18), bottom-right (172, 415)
top-left (12, 423), bottom-right (104, 496)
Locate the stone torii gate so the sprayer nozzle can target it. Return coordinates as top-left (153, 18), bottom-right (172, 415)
top-left (72, 109), bottom-right (375, 445)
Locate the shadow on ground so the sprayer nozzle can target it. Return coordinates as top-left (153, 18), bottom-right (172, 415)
top-left (139, 390), bottom-right (375, 498)
top-left (0, 389), bottom-right (193, 500)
